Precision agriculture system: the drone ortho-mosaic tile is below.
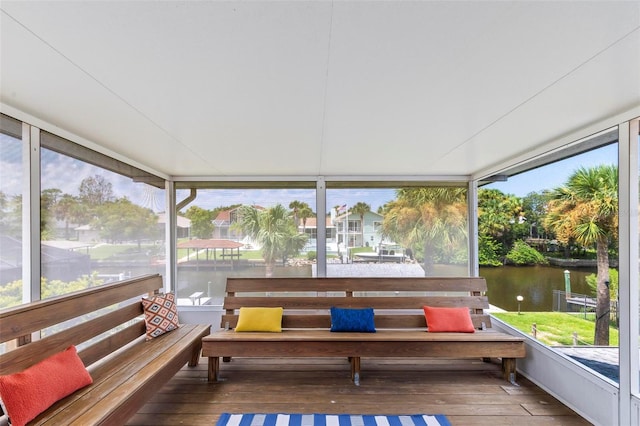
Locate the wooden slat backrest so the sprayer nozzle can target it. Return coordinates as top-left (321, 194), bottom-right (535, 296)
top-left (0, 274), bottom-right (162, 343)
top-left (225, 277), bottom-right (487, 293)
top-left (222, 277), bottom-right (492, 330)
top-left (0, 274), bottom-right (163, 374)
top-left (224, 296), bottom-right (489, 310)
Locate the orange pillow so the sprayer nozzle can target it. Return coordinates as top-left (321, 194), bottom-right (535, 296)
top-left (0, 346), bottom-right (93, 426)
top-left (423, 306), bottom-right (476, 333)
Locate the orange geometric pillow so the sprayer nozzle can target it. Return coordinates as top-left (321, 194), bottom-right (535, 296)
top-left (141, 292), bottom-right (180, 340)
top-left (423, 306), bottom-right (476, 333)
top-left (0, 346), bottom-right (93, 426)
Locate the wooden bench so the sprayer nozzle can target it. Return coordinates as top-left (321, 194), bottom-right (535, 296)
top-left (0, 274), bottom-right (211, 425)
top-left (202, 277), bottom-right (525, 385)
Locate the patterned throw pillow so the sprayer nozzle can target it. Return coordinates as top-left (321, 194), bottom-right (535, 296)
top-left (141, 293), bottom-right (179, 340)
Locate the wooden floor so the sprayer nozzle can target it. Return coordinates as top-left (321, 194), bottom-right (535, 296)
top-left (128, 357), bottom-right (592, 426)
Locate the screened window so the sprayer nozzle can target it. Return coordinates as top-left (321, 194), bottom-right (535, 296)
top-left (174, 183), bottom-right (316, 306)
top-left (39, 132), bottom-right (166, 299)
top-left (483, 131), bottom-right (620, 383)
top-left (0, 114), bottom-right (24, 308)
top-left (326, 185), bottom-right (469, 278)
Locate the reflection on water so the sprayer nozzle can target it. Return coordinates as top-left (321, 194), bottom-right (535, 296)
top-left (175, 262), bottom-right (598, 312)
top-left (481, 265), bottom-right (595, 312)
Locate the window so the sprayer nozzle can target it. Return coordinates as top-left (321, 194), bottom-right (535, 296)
top-left (0, 115), bottom-right (24, 308)
top-left (483, 131), bottom-right (620, 383)
top-left (326, 185), bottom-right (469, 277)
top-left (39, 132), bottom-right (166, 299)
top-left (174, 183), bottom-right (316, 306)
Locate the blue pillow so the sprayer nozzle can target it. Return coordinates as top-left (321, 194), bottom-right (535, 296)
top-left (330, 307), bottom-right (376, 333)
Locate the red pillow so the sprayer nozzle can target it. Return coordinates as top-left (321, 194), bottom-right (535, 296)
top-left (423, 306), bottom-right (476, 333)
top-left (0, 346), bottom-right (93, 426)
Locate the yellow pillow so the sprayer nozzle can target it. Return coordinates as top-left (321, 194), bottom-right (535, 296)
top-left (234, 307), bottom-right (284, 332)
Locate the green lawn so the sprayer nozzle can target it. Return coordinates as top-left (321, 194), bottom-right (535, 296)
top-left (493, 312), bottom-right (619, 347)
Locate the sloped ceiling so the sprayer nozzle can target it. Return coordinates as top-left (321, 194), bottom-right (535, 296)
top-left (1, 1), bottom-right (639, 178)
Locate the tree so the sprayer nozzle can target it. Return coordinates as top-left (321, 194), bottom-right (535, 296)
top-left (94, 197), bottom-right (158, 248)
top-left (0, 191), bottom-right (22, 238)
top-left (236, 204), bottom-right (307, 277)
top-left (54, 194), bottom-right (85, 239)
top-left (544, 165), bottom-right (618, 346)
top-left (184, 206), bottom-right (216, 239)
top-left (288, 200), bottom-right (307, 230)
top-left (586, 268), bottom-right (618, 303)
top-left (288, 200), bottom-right (314, 234)
top-left (299, 204), bottom-right (314, 233)
top-left (381, 188), bottom-right (467, 275)
top-left (478, 188), bottom-right (524, 255)
top-left (350, 202), bottom-right (371, 247)
top-left (79, 175), bottom-right (114, 207)
top-left (521, 191), bottom-right (552, 240)
top-left (479, 234), bottom-right (503, 267)
top-left (41, 188), bottom-right (62, 239)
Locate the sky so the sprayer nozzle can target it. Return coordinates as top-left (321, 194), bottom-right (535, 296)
top-left (2, 135), bottom-right (619, 214)
top-left (483, 143), bottom-right (618, 197)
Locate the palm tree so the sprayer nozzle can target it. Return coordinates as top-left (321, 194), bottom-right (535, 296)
top-left (544, 165), bottom-right (618, 346)
top-left (350, 202), bottom-right (371, 247)
top-left (298, 205), bottom-right (314, 233)
top-left (288, 200), bottom-right (307, 231)
top-left (381, 187), bottom-right (467, 275)
top-left (236, 204), bottom-right (308, 277)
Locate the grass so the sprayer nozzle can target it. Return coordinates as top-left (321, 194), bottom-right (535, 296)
top-left (493, 312), bottom-right (619, 347)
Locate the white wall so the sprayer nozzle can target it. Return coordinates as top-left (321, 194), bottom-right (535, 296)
top-left (492, 317), bottom-right (618, 426)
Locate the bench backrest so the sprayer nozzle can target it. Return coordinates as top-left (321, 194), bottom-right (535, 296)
top-left (0, 274), bottom-right (163, 375)
top-left (221, 277), bottom-right (491, 330)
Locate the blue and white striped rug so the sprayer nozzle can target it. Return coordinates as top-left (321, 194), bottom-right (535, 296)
top-left (216, 413), bottom-right (451, 426)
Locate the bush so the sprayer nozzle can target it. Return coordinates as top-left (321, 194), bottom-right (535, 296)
top-left (479, 235), bottom-right (503, 267)
top-left (505, 240), bottom-right (547, 265)
top-left (306, 251), bottom-right (317, 261)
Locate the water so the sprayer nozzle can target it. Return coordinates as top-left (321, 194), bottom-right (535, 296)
top-left (480, 265), bottom-right (596, 312)
top-left (103, 262), bottom-right (598, 312)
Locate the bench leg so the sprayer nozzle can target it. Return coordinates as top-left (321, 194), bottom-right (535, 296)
top-left (502, 358), bottom-right (518, 385)
top-left (350, 357), bottom-right (361, 386)
top-left (208, 357), bottom-right (220, 382)
top-left (189, 342), bottom-right (203, 367)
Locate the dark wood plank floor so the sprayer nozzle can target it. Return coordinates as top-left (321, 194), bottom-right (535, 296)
top-left (128, 357), bottom-right (591, 426)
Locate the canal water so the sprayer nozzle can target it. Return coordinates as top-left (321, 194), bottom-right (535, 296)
top-left (480, 265), bottom-right (596, 312)
top-left (169, 263), bottom-right (597, 312)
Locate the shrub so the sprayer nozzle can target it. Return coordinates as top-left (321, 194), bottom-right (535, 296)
top-left (505, 240), bottom-right (547, 265)
top-left (306, 251), bottom-right (317, 261)
top-left (479, 235), bottom-right (503, 266)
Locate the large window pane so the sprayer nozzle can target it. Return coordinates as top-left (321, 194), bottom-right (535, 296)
top-left (174, 185), bottom-right (316, 305)
top-left (483, 135), bottom-right (620, 383)
top-left (0, 116), bottom-right (24, 308)
top-left (39, 144), bottom-right (166, 299)
top-left (326, 185), bottom-right (469, 278)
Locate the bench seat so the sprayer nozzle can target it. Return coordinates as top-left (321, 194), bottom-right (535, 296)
top-left (0, 274), bottom-right (210, 426)
top-left (202, 277), bottom-right (525, 385)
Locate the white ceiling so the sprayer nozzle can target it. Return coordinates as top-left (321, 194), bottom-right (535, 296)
top-left (1, 1), bottom-right (639, 179)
